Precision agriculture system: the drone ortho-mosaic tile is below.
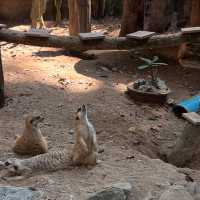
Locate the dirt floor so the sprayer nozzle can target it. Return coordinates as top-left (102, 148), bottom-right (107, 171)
top-left (0, 20), bottom-right (200, 199)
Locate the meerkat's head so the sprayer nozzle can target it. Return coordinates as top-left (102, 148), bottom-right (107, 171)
top-left (25, 115), bottom-right (44, 129)
top-left (2, 158), bottom-right (24, 176)
top-left (76, 104), bottom-right (87, 121)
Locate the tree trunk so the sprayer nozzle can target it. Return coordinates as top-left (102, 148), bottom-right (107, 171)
top-left (68, 0), bottom-right (79, 35)
top-left (31, 0), bottom-right (47, 29)
top-left (104, 0), bottom-right (123, 16)
top-left (98, 0), bottom-right (105, 18)
top-left (92, 0), bottom-right (105, 19)
top-left (68, 0), bottom-right (91, 36)
top-left (144, 0), bottom-right (173, 33)
top-left (191, 0), bottom-right (200, 26)
top-left (0, 47), bottom-right (4, 108)
top-left (78, 0), bottom-right (91, 33)
top-left (54, 0), bottom-right (62, 24)
top-left (119, 0), bottom-right (144, 36)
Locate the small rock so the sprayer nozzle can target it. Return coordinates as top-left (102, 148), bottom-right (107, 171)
top-left (151, 126), bottom-right (159, 132)
top-left (58, 78), bottom-right (71, 87)
top-left (57, 103), bottom-right (64, 108)
top-left (128, 127), bottom-right (137, 134)
top-left (60, 65), bottom-right (66, 68)
top-left (112, 67), bottom-right (118, 72)
top-left (167, 98), bottom-right (175, 105)
top-left (68, 129), bottom-right (74, 135)
top-left (18, 92), bottom-right (33, 97)
top-left (128, 126), bottom-right (146, 135)
top-left (111, 182), bottom-right (132, 197)
top-left (0, 186), bottom-right (47, 200)
top-left (159, 185), bottom-right (193, 200)
top-left (99, 75), bottom-right (109, 78)
top-left (126, 155), bottom-right (135, 160)
top-left (101, 67), bottom-right (110, 72)
top-left (44, 122), bottom-right (51, 127)
top-left (186, 182), bottom-right (200, 196)
top-left (87, 182), bottom-right (132, 200)
top-left (98, 148), bottom-right (105, 154)
top-left (148, 117), bottom-right (158, 121)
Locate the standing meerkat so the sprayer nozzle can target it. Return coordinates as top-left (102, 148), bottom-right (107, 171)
top-left (12, 115), bottom-right (48, 156)
top-left (72, 105), bottom-right (98, 166)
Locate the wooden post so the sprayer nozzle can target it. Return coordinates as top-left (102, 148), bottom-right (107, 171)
top-left (191, 0), bottom-right (200, 26)
top-left (0, 47), bottom-right (4, 108)
top-left (31, 0), bottom-right (47, 29)
top-left (119, 0), bottom-right (144, 36)
top-left (54, 0), bottom-right (63, 24)
top-left (92, 0), bottom-right (105, 19)
top-left (68, 0), bottom-right (91, 36)
top-left (144, 0), bottom-right (174, 32)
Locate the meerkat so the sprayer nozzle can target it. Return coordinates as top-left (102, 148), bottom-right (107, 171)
top-left (12, 115), bottom-right (48, 156)
top-left (1, 150), bottom-right (72, 180)
top-left (72, 105), bottom-right (98, 166)
top-left (0, 105), bottom-right (98, 180)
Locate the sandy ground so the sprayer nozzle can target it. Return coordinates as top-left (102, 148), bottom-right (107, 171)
top-left (0, 21), bottom-right (200, 199)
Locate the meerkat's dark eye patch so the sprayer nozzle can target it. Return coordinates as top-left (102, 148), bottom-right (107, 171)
top-left (76, 116), bottom-right (79, 120)
top-left (13, 165), bottom-right (18, 170)
top-left (4, 161), bottom-right (10, 166)
top-left (30, 119), bottom-right (34, 124)
top-left (82, 104), bottom-right (87, 114)
top-left (77, 107), bottom-right (81, 113)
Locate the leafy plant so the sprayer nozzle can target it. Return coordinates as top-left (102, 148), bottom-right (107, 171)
top-left (138, 56), bottom-right (168, 86)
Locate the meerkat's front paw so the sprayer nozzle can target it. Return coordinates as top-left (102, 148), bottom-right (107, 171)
top-left (97, 159), bottom-right (102, 164)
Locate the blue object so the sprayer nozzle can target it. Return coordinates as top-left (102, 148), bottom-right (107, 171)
top-left (173, 95), bottom-right (200, 116)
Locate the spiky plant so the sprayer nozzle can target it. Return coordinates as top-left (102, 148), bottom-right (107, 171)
top-left (138, 56), bottom-right (168, 87)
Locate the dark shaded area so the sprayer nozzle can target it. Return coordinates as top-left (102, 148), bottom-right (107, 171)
top-left (0, 47), bottom-right (4, 108)
top-left (33, 49), bottom-right (68, 58)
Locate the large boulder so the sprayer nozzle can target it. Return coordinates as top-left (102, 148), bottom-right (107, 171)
top-left (159, 185), bottom-right (193, 200)
top-left (0, 186), bottom-right (47, 200)
top-left (167, 123), bottom-right (200, 167)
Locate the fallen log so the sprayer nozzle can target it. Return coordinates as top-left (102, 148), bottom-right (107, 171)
top-left (0, 29), bottom-right (199, 51)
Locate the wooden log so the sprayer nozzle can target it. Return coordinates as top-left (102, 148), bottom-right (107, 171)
top-left (0, 29), bottom-right (199, 52)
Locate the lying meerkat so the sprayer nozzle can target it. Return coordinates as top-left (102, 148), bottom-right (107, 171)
top-left (1, 150), bottom-right (72, 180)
top-left (12, 115), bottom-right (48, 156)
top-left (72, 104), bottom-right (98, 166)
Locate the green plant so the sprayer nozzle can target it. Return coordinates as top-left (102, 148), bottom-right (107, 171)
top-left (138, 56), bottom-right (168, 85)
